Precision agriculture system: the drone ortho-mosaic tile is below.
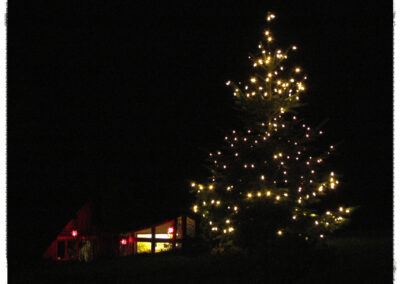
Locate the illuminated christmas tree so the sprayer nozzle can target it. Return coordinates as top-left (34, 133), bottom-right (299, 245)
top-left (191, 12), bottom-right (353, 253)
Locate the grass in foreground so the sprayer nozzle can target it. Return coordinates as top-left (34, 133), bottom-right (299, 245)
top-left (9, 232), bottom-right (392, 284)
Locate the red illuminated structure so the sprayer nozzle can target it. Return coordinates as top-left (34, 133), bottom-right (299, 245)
top-left (43, 201), bottom-right (197, 261)
top-left (43, 201), bottom-right (112, 261)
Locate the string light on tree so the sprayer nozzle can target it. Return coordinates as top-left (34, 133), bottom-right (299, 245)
top-left (190, 12), bottom-right (353, 253)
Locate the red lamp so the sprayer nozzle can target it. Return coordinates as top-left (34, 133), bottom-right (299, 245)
top-left (168, 227), bottom-right (174, 234)
top-left (120, 238), bottom-right (127, 245)
top-left (72, 230), bottom-right (78, 237)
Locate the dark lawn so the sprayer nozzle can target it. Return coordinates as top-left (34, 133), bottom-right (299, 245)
top-left (9, 232), bottom-right (392, 284)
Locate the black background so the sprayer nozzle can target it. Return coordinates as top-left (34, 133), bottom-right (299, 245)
top-left (8, 1), bottom-right (392, 261)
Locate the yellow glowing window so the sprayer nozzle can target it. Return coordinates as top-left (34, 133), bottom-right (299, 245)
top-left (155, 242), bottom-right (173, 253)
top-left (136, 242), bottom-right (152, 254)
top-left (136, 234), bottom-right (152, 238)
top-left (136, 234), bottom-right (173, 239)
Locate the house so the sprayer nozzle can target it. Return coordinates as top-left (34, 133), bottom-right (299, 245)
top-left (42, 201), bottom-right (108, 261)
top-left (43, 200), bottom-right (196, 261)
top-left (117, 215), bottom-right (196, 256)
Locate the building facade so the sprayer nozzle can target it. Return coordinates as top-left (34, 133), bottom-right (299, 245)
top-left (43, 201), bottom-right (196, 261)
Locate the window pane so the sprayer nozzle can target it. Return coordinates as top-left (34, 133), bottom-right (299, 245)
top-left (67, 240), bottom-right (77, 259)
top-left (155, 242), bottom-right (172, 253)
top-left (57, 240), bottom-right (65, 259)
top-left (79, 240), bottom-right (93, 262)
top-left (137, 242), bottom-right (152, 254)
top-left (136, 234), bottom-right (152, 238)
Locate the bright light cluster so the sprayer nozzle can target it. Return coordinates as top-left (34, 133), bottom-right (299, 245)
top-left (191, 12), bottom-right (351, 246)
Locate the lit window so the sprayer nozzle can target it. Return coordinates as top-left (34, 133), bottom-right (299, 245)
top-left (137, 242), bottom-right (152, 254)
top-left (155, 242), bottom-right (173, 253)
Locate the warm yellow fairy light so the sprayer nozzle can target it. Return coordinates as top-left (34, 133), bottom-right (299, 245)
top-left (216, 200), bottom-right (220, 205)
top-left (257, 192), bottom-right (262, 197)
top-left (315, 221), bottom-right (319, 225)
top-left (234, 206), bottom-right (238, 211)
top-left (226, 219), bottom-right (230, 224)
top-left (228, 227), bottom-right (234, 232)
top-left (193, 205), bottom-right (198, 213)
top-left (292, 215), bottom-right (296, 220)
top-left (247, 193), bottom-right (252, 198)
top-left (277, 230), bottom-right (283, 236)
top-left (261, 175), bottom-right (265, 180)
top-left (266, 191), bottom-right (271, 196)
top-left (209, 185), bottom-right (213, 190)
top-left (320, 234), bottom-right (324, 238)
top-left (191, 182), bottom-right (196, 187)
top-left (199, 185), bottom-right (203, 190)
top-left (276, 195), bottom-right (280, 200)
top-left (339, 207), bottom-right (343, 212)
top-left (250, 77), bottom-right (257, 83)
top-left (346, 209), bottom-right (350, 213)
top-left (318, 186), bottom-right (323, 192)
top-left (292, 46), bottom-right (297, 50)
top-left (295, 67), bottom-right (301, 73)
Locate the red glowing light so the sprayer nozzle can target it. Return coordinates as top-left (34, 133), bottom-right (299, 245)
top-left (72, 230), bottom-right (78, 237)
top-left (168, 227), bottom-right (174, 234)
top-left (120, 238), bottom-right (127, 245)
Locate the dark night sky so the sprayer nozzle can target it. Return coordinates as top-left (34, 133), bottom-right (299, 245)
top-left (8, 1), bottom-right (392, 260)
